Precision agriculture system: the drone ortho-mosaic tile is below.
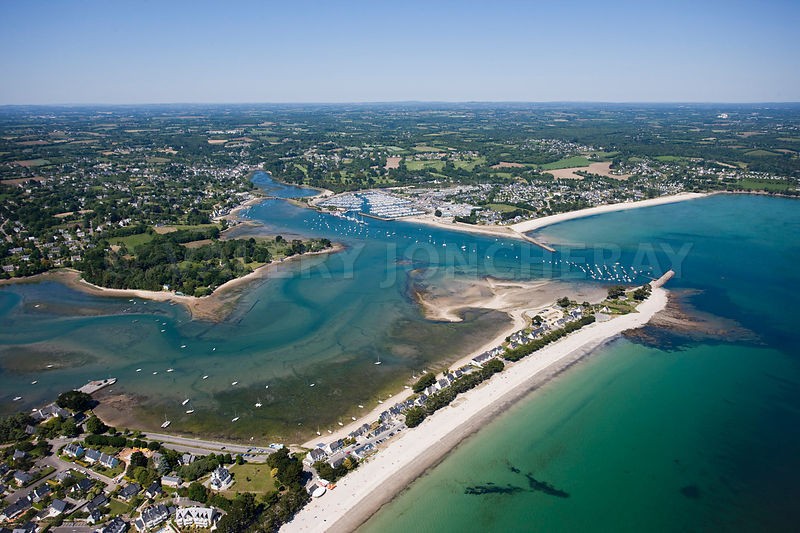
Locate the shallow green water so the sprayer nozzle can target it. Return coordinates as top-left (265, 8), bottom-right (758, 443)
top-left (363, 195), bottom-right (800, 532)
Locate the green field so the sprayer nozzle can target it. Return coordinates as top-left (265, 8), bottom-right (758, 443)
top-left (539, 156), bottom-right (591, 170)
top-left (405, 160), bottom-right (445, 171)
top-left (744, 149), bottom-right (781, 157)
top-left (487, 203), bottom-right (526, 213)
top-left (224, 463), bottom-right (277, 495)
top-left (736, 178), bottom-right (792, 192)
top-left (412, 145), bottom-right (448, 152)
top-left (113, 232), bottom-right (154, 249)
top-left (453, 157), bottom-right (486, 171)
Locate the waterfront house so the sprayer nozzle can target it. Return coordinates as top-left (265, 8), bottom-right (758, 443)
top-left (209, 467), bottom-right (233, 491)
top-left (175, 506), bottom-right (216, 528)
top-left (324, 440), bottom-right (343, 455)
top-left (30, 404), bottom-right (72, 422)
top-left (303, 448), bottom-right (326, 467)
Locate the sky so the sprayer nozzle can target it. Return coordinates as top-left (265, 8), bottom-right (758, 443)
top-left (1, 0), bottom-right (798, 104)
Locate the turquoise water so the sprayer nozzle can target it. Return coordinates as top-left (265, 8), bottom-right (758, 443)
top-left (1, 173), bottom-right (588, 440)
top-left (363, 195), bottom-right (800, 532)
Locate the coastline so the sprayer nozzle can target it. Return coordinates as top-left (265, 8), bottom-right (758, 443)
top-left (284, 285), bottom-right (669, 532)
top-left (510, 192), bottom-right (708, 234)
top-left (0, 244), bottom-right (344, 322)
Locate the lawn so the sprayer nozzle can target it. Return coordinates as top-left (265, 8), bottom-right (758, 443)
top-left (107, 498), bottom-right (130, 517)
top-left (412, 145), bottom-right (448, 152)
top-left (453, 156), bottom-right (486, 171)
top-left (743, 149), bottom-right (781, 157)
top-left (404, 160), bottom-right (445, 172)
top-left (113, 232), bottom-right (154, 249)
top-left (736, 178), bottom-right (792, 192)
top-left (486, 203), bottom-right (527, 213)
top-left (539, 156), bottom-right (591, 170)
top-left (224, 463), bottom-right (277, 495)
top-left (154, 223), bottom-right (220, 235)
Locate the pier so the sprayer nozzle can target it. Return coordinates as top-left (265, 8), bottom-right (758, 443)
top-left (76, 377), bottom-right (117, 395)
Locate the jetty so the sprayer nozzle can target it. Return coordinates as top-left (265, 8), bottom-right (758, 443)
top-left (76, 377), bottom-right (117, 395)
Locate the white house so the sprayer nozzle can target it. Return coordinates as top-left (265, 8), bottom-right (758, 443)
top-left (209, 467), bottom-right (233, 491)
top-left (175, 506), bottom-right (216, 528)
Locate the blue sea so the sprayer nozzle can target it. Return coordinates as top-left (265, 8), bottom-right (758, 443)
top-left (362, 194), bottom-right (800, 532)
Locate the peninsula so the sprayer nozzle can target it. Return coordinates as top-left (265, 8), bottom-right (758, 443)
top-left (285, 273), bottom-right (672, 532)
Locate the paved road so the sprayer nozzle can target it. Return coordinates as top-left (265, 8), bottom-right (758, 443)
top-left (144, 432), bottom-right (274, 459)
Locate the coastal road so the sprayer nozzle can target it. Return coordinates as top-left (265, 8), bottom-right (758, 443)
top-left (143, 432), bottom-right (274, 459)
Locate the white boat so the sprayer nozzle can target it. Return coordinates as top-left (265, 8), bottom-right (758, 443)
top-left (136, 368), bottom-right (142, 372)
top-left (351, 416), bottom-right (357, 421)
top-left (265, 385), bottom-right (269, 389)
top-left (161, 415), bottom-right (171, 428)
top-left (167, 368), bottom-right (174, 373)
top-left (13, 396), bottom-right (22, 401)
top-left (231, 416), bottom-right (240, 422)
top-left (185, 409), bottom-right (195, 414)
top-left (255, 398), bottom-right (262, 407)
top-left (212, 347), bottom-right (216, 351)
top-left (152, 371), bottom-right (158, 375)
top-left (338, 421), bottom-right (344, 426)
top-left (180, 345), bottom-right (186, 349)
top-left (358, 404), bottom-right (364, 408)
top-left (182, 399), bottom-right (190, 406)
top-left (309, 383), bottom-right (315, 387)
top-left (231, 381), bottom-right (239, 386)
top-left (202, 375), bottom-right (209, 380)
top-left (31, 381), bottom-right (38, 385)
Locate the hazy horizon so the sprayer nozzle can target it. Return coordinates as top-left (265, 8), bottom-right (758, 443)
top-left (2, 0), bottom-right (799, 105)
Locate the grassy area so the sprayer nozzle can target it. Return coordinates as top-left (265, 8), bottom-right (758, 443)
top-left (106, 498), bottom-right (130, 517)
top-left (735, 178), bottom-right (792, 192)
top-left (588, 151), bottom-right (619, 160)
top-left (412, 145), bottom-right (448, 152)
top-left (404, 160), bottom-right (445, 171)
top-left (539, 156), bottom-right (591, 170)
top-left (744, 149), bottom-right (781, 157)
top-left (453, 156), bottom-right (486, 171)
top-left (486, 203), bottom-right (526, 213)
top-left (113, 232), bottom-right (154, 249)
top-left (224, 463), bottom-right (277, 495)
top-left (154, 223), bottom-right (220, 234)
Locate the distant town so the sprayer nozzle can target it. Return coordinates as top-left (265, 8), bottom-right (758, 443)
top-left (2, 104), bottom-right (798, 284)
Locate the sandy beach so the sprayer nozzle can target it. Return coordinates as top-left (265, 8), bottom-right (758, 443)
top-left (284, 284), bottom-right (669, 533)
top-left (511, 192), bottom-right (708, 234)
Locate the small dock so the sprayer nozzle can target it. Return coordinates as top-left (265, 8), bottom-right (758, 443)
top-left (76, 378), bottom-right (117, 395)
